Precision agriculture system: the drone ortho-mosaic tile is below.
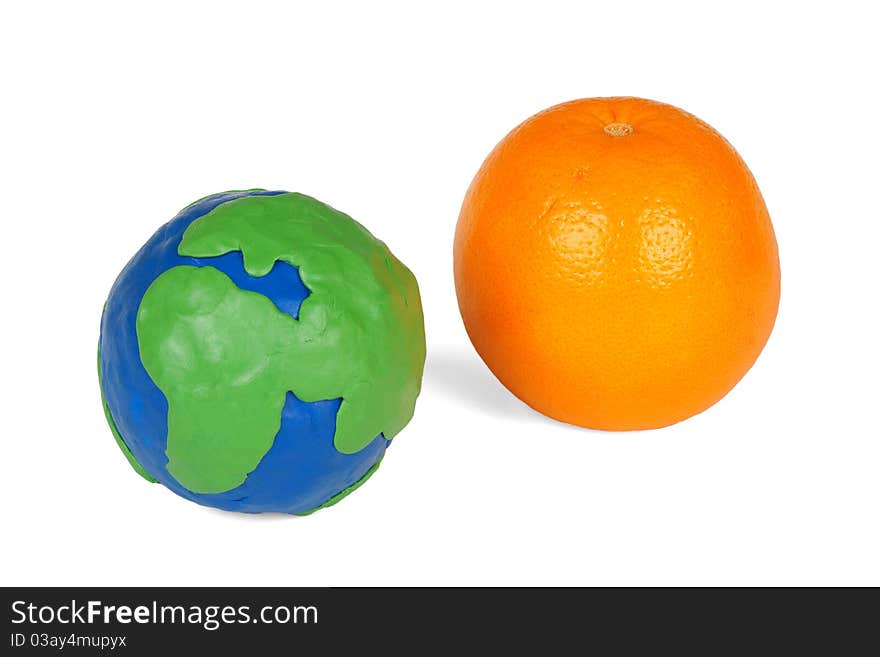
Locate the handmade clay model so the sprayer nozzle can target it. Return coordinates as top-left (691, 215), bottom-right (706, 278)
top-left (99, 190), bottom-right (425, 514)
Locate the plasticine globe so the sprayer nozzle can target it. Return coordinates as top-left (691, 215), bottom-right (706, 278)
top-left (99, 190), bottom-right (425, 514)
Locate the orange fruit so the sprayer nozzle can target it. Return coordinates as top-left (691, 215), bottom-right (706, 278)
top-left (454, 97), bottom-right (780, 430)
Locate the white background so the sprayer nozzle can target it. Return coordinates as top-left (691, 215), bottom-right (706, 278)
top-left (2, 1), bottom-right (878, 586)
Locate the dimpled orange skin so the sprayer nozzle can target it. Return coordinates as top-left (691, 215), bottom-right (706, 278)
top-left (454, 97), bottom-right (780, 431)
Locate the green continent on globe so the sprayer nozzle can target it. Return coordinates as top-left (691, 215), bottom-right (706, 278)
top-left (135, 193), bottom-right (425, 495)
